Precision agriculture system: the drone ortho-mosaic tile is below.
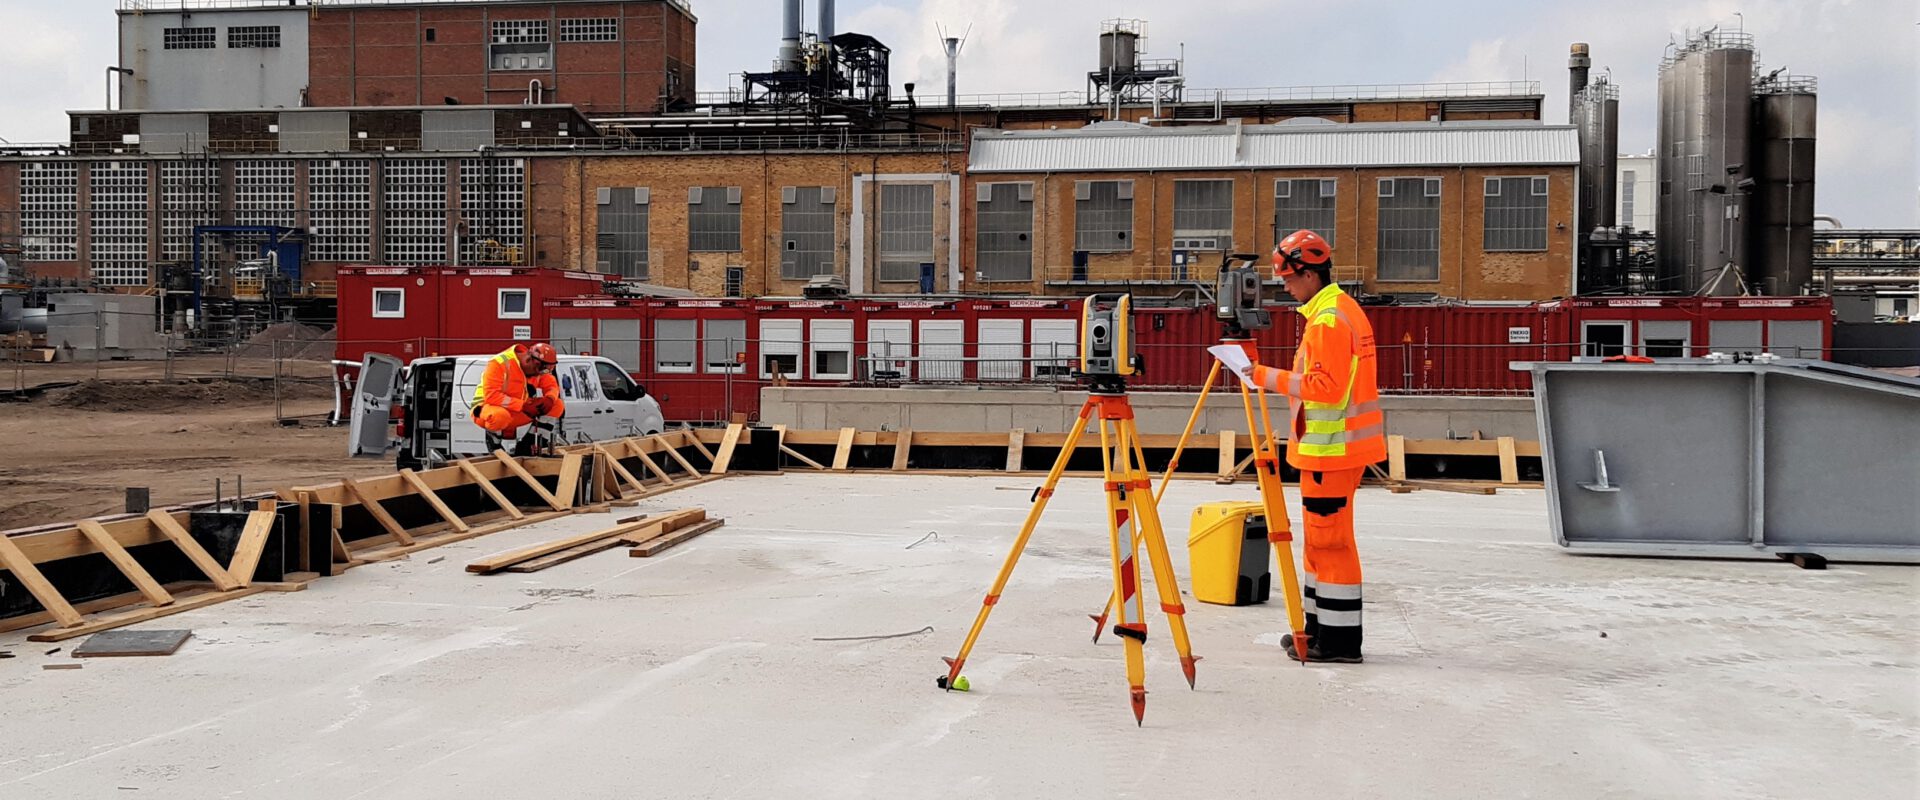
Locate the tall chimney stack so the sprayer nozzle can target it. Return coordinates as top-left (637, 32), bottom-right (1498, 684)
top-left (778, 0), bottom-right (802, 71)
top-left (1568, 42), bottom-right (1591, 114)
top-left (818, 0), bottom-right (835, 45)
top-left (943, 37), bottom-right (961, 107)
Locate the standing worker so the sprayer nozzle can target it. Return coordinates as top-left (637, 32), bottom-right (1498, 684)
top-left (471, 342), bottom-right (566, 454)
top-left (1228, 230), bottom-right (1384, 664)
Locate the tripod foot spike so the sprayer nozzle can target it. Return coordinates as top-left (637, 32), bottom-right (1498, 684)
top-left (1130, 687), bottom-right (1147, 726)
top-left (940, 656), bottom-right (966, 690)
top-left (1088, 612), bottom-right (1108, 643)
top-left (1180, 655), bottom-right (1199, 688)
top-left (1292, 631), bottom-right (1310, 665)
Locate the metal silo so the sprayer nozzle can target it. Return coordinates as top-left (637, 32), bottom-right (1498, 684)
top-left (1749, 75), bottom-right (1817, 295)
top-left (1570, 43), bottom-right (1621, 292)
top-left (1654, 30), bottom-right (1754, 294)
top-left (1099, 20), bottom-right (1141, 74)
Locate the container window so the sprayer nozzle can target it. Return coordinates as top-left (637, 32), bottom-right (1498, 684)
top-left (654, 319), bottom-right (695, 373)
top-left (703, 319), bottom-right (746, 373)
top-left (373, 288), bottom-right (405, 318)
top-left (497, 288), bottom-right (531, 319)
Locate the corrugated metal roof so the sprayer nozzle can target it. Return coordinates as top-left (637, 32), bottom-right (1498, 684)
top-left (968, 121), bottom-right (1580, 172)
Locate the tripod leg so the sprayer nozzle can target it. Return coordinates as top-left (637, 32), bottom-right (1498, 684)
top-left (1124, 418), bottom-right (1200, 689)
top-left (1243, 384), bottom-right (1309, 664)
top-left (1153, 359), bottom-right (1223, 504)
top-left (1098, 414), bottom-right (1150, 725)
top-left (940, 399), bottom-right (1098, 691)
top-left (1091, 359), bottom-right (1222, 643)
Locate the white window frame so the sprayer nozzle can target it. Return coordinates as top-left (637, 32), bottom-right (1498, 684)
top-left (809, 319), bottom-right (854, 381)
top-left (653, 318), bottom-right (696, 374)
top-left (760, 318), bottom-right (803, 380)
top-left (702, 319), bottom-right (746, 374)
top-left (372, 288), bottom-right (406, 318)
top-left (1028, 319), bottom-right (1078, 380)
top-left (496, 288), bottom-right (531, 320)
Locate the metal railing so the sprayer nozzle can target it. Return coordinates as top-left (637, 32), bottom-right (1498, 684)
top-left (27, 131), bottom-right (964, 158)
top-left (948, 81), bottom-right (1542, 108)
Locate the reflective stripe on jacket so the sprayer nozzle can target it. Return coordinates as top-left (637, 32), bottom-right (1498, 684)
top-left (470, 346), bottom-right (565, 417)
top-left (1253, 284), bottom-right (1386, 471)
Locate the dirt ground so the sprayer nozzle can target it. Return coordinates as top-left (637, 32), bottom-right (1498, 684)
top-left (0, 365), bottom-right (386, 531)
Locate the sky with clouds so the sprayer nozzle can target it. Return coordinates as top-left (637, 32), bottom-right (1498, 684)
top-left (2, 0), bottom-right (1912, 226)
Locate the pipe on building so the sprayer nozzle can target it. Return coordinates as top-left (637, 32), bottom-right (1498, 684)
top-left (818, 0), bottom-right (835, 45)
top-left (1814, 214), bottom-right (1844, 229)
top-left (779, 0), bottom-right (803, 71)
top-left (528, 79), bottom-right (543, 104)
top-left (1568, 43), bottom-right (1590, 116)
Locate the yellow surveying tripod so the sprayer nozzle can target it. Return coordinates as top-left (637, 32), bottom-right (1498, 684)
top-left (938, 294), bottom-right (1198, 726)
top-left (1085, 257), bottom-right (1311, 663)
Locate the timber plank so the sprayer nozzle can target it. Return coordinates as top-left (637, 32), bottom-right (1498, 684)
top-left (343, 478), bottom-right (416, 545)
top-left (226, 508), bottom-right (279, 588)
top-left (27, 587), bottom-right (269, 643)
top-left (147, 510), bottom-right (242, 591)
top-left (492, 449), bottom-right (565, 511)
top-left (550, 452), bottom-right (586, 510)
top-left (0, 533), bottom-right (84, 627)
top-left (684, 430), bottom-right (719, 464)
top-left (76, 521), bottom-right (173, 607)
top-left (596, 445), bottom-right (649, 492)
top-left (832, 427), bottom-right (856, 471)
top-left (626, 442), bottom-right (676, 485)
top-left (1217, 430), bottom-right (1237, 480)
top-left (711, 424), bottom-right (745, 474)
top-left (663, 445), bottom-right (704, 478)
top-left (1387, 435), bottom-right (1409, 482)
top-left (1497, 437), bottom-right (1520, 485)
top-left (456, 458), bottom-right (524, 520)
top-left (630, 519), bottom-right (727, 557)
top-left (468, 508), bottom-right (704, 574)
top-left (399, 469), bottom-right (471, 533)
top-left (1006, 429), bottom-right (1025, 472)
top-left (892, 429), bottom-right (913, 471)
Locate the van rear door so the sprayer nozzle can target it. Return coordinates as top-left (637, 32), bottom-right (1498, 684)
top-left (347, 353), bottom-right (405, 457)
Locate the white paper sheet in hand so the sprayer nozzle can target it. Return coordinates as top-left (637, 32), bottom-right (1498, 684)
top-left (1208, 344), bottom-right (1255, 388)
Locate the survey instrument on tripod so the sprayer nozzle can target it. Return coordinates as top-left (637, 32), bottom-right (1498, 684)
top-left (938, 294), bottom-right (1198, 726)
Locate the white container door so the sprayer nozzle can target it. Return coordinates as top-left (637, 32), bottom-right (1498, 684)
top-left (918, 320), bottom-right (963, 382)
top-left (979, 319), bottom-right (1025, 381)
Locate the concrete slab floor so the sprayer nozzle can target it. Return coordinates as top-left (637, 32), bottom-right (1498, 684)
top-left (1, 475), bottom-right (1915, 799)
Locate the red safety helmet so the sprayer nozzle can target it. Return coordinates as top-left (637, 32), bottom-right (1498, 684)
top-left (524, 342), bottom-right (558, 369)
top-left (1273, 229), bottom-right (1333, 277)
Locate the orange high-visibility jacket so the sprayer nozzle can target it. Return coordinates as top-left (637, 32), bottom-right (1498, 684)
top-left (1252, 284), bottom-right (1385, 471)
top-left (470, 345), bottom-right (566, 418)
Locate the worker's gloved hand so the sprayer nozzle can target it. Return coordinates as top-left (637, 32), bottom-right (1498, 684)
top-left (526, 396), bottom-right (552, 417)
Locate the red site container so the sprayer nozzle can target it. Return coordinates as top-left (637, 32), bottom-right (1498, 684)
top-left (336, 265), bottom-right (608, 364)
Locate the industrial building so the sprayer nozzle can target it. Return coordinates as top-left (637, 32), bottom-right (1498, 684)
top-left (113, 0), bottom-right (697, 112)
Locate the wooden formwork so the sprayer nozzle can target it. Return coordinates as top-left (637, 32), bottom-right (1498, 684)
top-left (0, 430), bottom-right (722, 641)
top-left (0, 426), bottom-right (1537, 640)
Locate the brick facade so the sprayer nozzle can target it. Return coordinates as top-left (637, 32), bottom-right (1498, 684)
top-left (307, 1), bottom-right (694, 112)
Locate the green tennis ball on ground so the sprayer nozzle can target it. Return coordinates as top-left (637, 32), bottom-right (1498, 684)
top-left (953, 676), bottom-right (971, 692)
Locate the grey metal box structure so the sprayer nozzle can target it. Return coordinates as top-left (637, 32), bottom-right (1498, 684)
top-left (1531, 359), bottom-right (1920, 562)
top-left (43, 293), bottom-right (166, 362)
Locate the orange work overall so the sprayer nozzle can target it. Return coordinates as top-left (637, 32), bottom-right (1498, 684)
top-left (470, 346), bottom-right (565, 437)
top-left (1251, 283), bottom-right (1384, 659)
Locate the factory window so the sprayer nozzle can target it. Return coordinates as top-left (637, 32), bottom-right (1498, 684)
top-left (162, 160), bottom-right (220, 262)
top-left (559, 17), bottom-right (619, 42)
top-left (88, 162), bottom-right (151, 287)
top-left (976, 182), bottom-right (1034, 283)
top-left (227, 25), bottom-right (281, 49)
top-left (491, 20), bottom-right (549, 44)
top-left (383, 159), bottom-right (451, 264)
top-left (424, 28), bottom-right (436, 43)
top-left (372, 288), bottom-right (406, 319)
top-left (1376, 177), bottom-right (1441, 281)
top-left (1620, 170), bottom-right (1636, 225)
top-left (1074, 180), bottom-right (1133, 253)
top-left (163, 27), bottom-right (216, 50)
top-left (1173, 179), bottom-right (1234, 250)
top-left (497, 289), bottom-right (530, 320)
top-left (877, 183), bottom-right (935, 283)
top-left (1274, 178), bottom-right (1338, 250)
top-left (595, 187), bottom-right (650, 280)
top-left (703, 319), bottom-right (745, 374)
top-left (654, 319), bottom-right (695, 373)
top-left (234, 159), bottom-right (297, 231)
top-left (460, 158), bottom-right (526, 265)
top-left (1483, 176), bottom-right (1549, 252)
top-left (779, 186), bottom-right (836, 280)
top-left (19, 162), bottom-right (78, 262)
top-left (688, 186), bottom-right (742, 252)
top-left (308, 160), bottom-right (373, 263)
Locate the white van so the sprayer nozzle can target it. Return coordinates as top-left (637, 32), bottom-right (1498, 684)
top-left (348, 352), bottom-right (666, 469)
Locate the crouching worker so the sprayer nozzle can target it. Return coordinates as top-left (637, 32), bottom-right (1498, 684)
top-left (471, 342), bottom-right (566, 455)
